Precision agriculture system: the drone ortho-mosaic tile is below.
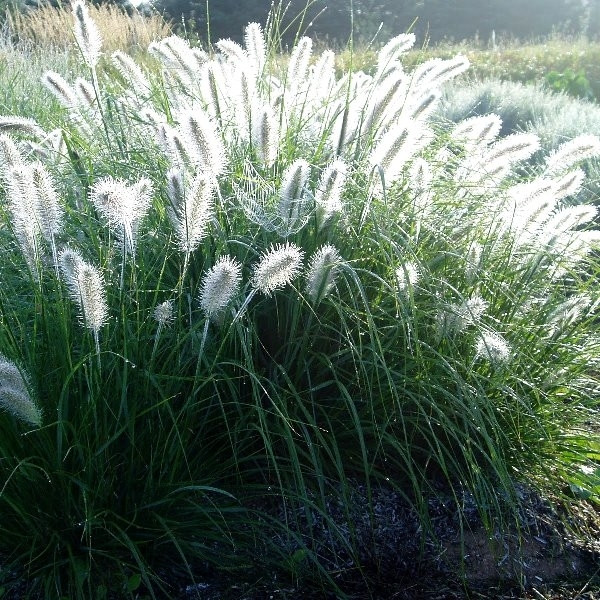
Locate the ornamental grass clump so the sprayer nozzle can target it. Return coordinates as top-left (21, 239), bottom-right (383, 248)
top-left (0, 4), bottom-right (599, 598)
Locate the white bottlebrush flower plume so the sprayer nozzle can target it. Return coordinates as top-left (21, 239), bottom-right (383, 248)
top-left (315, 159), bottom-right (348, 227)
top-left (151, 35), bottom-right (197, 75)
top-left (31, 162), bottom-right (64, 271)
top-left (74, 77), bottom-right (96, 108)
top-left (540, 205), bottom-right (597, 248)
top-left (200, 61), bottom-right (227, 122)
top-left (475, 331), bottom-right (511, 365)
top-left (5, 164), bottom-right (43, 272)
top-left (0, 355), bottom-right (41, 427)
top-left (252, 103), bottom-right (279, 167)
top-left (409, 158), bottom-right (434, 216)
top-left (484, 133), bottom-right (541, 167)
top-left (0, 134), bottom-right (24, 172)
top-left (412, 55), bottom-right (470, 91)
top-left (551, 168), bottom-right (585, 200)
top-left (72, 0), bottom-right (102, 68)
top-left (455, 133), bottom-right (540, 192)
top-left (251, 242), bottom-right (304, 296)
top-left (361, 70), bottom-right (407, 136)
top-left (306, 50), bottom-right (336, 105)
top-left (153, 300), bottom-right (174, 329)
top-left (42, 71), bottom-right (79, 108)
top-left (286, 36), bottom-right (312, 99)
top-left (158, 123), bottom-right (197, 171)
top-left (167, 168), bottom-right (215, 255)
top-left (278, 159), bottom-right (310, 230)
top-left (59, 247), bottom-right (109, 340)
top-left (179, 109), bottom-right (226, 178)
top-left (437, 295), bottom-right (488, 338)
top-left (0, 116), bottom-right (46, 139)
top-left (90, 176), bottom-right (153, 256)
top-left (369, 121), bottom-right (434, 187)
top-left (547, 294), bottom-right (592, 338)
top-left (111, 50), bottom-right (150, 93)
top-left (451, 114), bottom-right (502, 150)
top-left (395, 261), bottom-right (420, 297)
top-left (244, 22), bottom-right (266, 76)
top-left (306, 245), bottom-right (343, 305)
top-left (545, 135), bottom-right (600, 175)
top-left (216, 38), bottom-right (248, 66)
top-left (376, 33), bottom-right (416, 77)
top-left (199, 256), bottom-right (243, 318)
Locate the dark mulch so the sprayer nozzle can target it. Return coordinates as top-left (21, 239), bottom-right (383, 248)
top-left (174, 482), bottom-right (599, 600)
top-left (2, 483), bottom-right (598, 599)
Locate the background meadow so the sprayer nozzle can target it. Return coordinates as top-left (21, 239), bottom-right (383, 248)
top-left (0, 2), bottom-right (599, 598)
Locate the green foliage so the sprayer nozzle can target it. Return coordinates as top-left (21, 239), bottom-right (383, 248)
top-left (0, 4), bottom-right (599, 598)
top-left (545, 67), bottom-right (594, 100)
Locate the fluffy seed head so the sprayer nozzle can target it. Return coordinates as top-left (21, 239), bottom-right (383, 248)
top-left (376, 33), bottom-right (416, 75)
top-left (0, 355), bottom-right (41, 427)
top-left (153, 300), bottom-right (174, 328)
top-left (279, 159), bottom-right (310, 224)
top-left (72, 0), bottom-right (102, 68)
top-left (90, 176), bottom-right (153, 255)
top-left (167, 170), bottom-right (215, 254)
top-left (252, 104), bottom-right (278, 167)
top-left (252, 242), bottom-right (304, 296)
top-left (179, 109), bottom-right (226, 177)
top-left (395, 262), bottom-right (420, 296)
top-left (451, 114), bottom-right (502, 150)
top-left (306, 245), bottom-right (342, 305)
top-left (59, 247), bottom-right (108, 334)
top-left (0, 134), bottom-right (24, 172)
top-left (475, 331), bottom-right (511, 365)
top-left (545, 135), bottom-right (600, 175)
top-left (244, 22), bottom-right (266, 75)
top-left (315, 159), bottom-right (348, 226)
top-left (112, 50), bottom-right (150, 92)
top-left (42, 71), bottom-right (79, 108)
top-left (199, 256), bottom-right (243, 318)
top-left (0, 116), bottom-right (46, 139)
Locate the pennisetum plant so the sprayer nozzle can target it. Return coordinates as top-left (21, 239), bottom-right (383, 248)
top-left (0, 2), bottom-right (599, 598)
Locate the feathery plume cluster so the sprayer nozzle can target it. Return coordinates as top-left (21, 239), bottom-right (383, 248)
top-left (0, 116), bottom-right (46, 139)
top-left (315, 159), bottom-right (348, 227)
top-left (59, 247), bottom-right (109, 340)
top-left (90, 176), bottom-right (153, 256)
top-left (167, 169), bottom-right (215, 255)
top-left (305, 245), bottom-right (343, 305)
top-left (395, 262), bottom-right (420, 297)
top-left (546, 294), bottom-right (592, 338)
top-left (252, 243), bottom-right (304, 296)
top-left (437, 296), bottom-right (488, 338)
top-left (178, 109), bottom-right (226, 178)
top-left (451, 114), bottom-right (502, 151)
top-left (3, 160), bottom-right (64, 274)
top-left (72, 0), bottom-right (102, 68)
top-left (111, 51), bottom-right (150, 93)
top-left (0, 355), bottom-right (41, 427)
top-left (455, 133), bottom-right (541, 194)
top-left (153, 300), bottom-right (174, 329)
top-left (252, 104), bottom-right (278, 167)
top-left (376, 33), bottom-right (416, 77)
top-left (475, 331), bottom-right (511, 365)
top-left (244, 22), bottom-right (266, 75)
top-left (199, 256), bottom-right (243, 318)
top-left (278, 159), bottom-right (310, 230)
top-left (544, 135), bottom-right (600, 175)
top-left (0, 134), bottom-right (24, 170)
